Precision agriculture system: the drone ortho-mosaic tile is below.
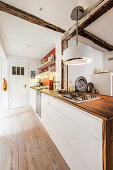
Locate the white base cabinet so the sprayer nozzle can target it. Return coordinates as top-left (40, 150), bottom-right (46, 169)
top-left (41, 93), bottom-right (103, 170)
top-left (29, 88), bottom-right (36, 113)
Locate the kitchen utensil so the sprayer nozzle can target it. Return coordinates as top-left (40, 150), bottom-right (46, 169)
top-left (49, 80), bottom-right (53, 90)
top-left (51, 54), bottom-right (55, 60)
top-left (75, 76), bottom-right (87, 92)
top-left (87, 82), bottom-right (94, 93)
top-left (58, 89), bottom-right (66, 94)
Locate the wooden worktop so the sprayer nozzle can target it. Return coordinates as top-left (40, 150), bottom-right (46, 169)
top-left (32, 88), bottom-right (113, 121)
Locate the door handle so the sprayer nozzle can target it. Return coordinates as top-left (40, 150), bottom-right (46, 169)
top-left (24, 84), bottom-right (26, 89)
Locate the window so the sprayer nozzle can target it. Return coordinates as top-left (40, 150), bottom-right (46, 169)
top-left (21, 67), bottom-right (24, 75)
top-left (12, 66), bottom-right (24, 75)
top-left (12, 66), bottom-right (16, 75)
top-left (17, 67), bottom-right (20, 75)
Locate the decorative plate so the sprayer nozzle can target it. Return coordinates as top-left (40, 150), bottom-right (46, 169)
top-left (75, 76), bottom-right (87, 92)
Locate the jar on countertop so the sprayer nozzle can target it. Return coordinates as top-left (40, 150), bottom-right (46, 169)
top-left (69, 80), bottom-right (74, 92)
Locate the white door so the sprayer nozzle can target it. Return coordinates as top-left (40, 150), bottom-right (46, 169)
top-left (9, 64), bottom-right (27, 109)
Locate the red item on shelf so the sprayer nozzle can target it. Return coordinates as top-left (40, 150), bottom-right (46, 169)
top-left (49, 80), bottom-right (53, 90)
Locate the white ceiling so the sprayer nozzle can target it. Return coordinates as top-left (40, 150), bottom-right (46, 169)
top-left (0, 11), bottom-right (62, 59)
top-left (85, 8), bottom-right (113, 45)
top-left (0, 0), bottom-right (104, 59)
top-left (2, 0), bottom-right (98, 30)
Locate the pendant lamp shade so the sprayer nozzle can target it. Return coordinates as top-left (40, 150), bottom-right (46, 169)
top-left (62, 44), bottom-right (92, 65)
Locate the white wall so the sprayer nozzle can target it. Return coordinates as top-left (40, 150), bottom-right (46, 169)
top-left (7, 55), bottom-right (40, 88)
top-left (0, 55), bottom-right (40, 110)
top-left (0, 36), bottom-right (7, 109)
top-left (29, 64), bottom-right (38, 87)
top-left (104, 51), bottom-right (113, 72)
top-left (68, 39), bottom-right (104, 88)
top-left (0, 35), bottom-right (7, 59)
top-left (55, 38), bottom-right (104, 89)
top-left (7, 55), bottom-right (40, 64)
top-left (0, 59), bottom-right (9, 110)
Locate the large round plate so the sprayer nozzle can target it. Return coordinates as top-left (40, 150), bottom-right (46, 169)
top-left (75, 76), bottom-right (87, 92)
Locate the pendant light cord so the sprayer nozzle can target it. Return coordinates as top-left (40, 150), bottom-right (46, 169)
top-left (76, 8), bottom-right (78, 46)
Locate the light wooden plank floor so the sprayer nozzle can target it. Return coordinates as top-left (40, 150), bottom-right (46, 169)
top-left (0, 107), bottom-right (69, 170)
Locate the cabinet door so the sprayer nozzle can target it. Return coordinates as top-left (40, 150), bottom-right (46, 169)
top-left (48, 95), bottom-right (102, 141)
top-left (44, 117), bottom-right (90, 170)
top-left (47, 96), bottom-right (103, 170)
top-left (29, 88), bottom-right (33, 107)
top-left (29, 88), bottom-right (36, 112)
top-left (41, 93), bottom-right (48, 123)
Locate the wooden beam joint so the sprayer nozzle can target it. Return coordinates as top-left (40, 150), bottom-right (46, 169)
top-left (62, 0), bottom-right (113, 47)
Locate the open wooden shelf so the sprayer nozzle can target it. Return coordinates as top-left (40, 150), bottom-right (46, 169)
top-left (36, 70), bottom-right (56, 77)
top-left (38, 60), bottom-right (55, 70)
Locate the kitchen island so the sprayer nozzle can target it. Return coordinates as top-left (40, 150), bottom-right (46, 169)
top-left (38, 88), bottom-right (113, 120)
top-left (30, 88), bottom-right (113, 170)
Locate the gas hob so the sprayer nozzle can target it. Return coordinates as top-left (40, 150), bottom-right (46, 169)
top-left (61, 91), bottom-right (100, 103)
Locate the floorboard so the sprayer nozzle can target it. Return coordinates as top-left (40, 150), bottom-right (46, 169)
top-left (0, 107), bottom-right (69, 170)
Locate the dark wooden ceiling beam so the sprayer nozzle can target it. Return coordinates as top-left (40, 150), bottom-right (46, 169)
top-left (0, 1), bottom-right (65, 33)
top-left (79, 0), bottom-right (113, 32)
top-left (79, 30), bottom-right (113, 51)
top-left (62, 0), bottom-right (113, 41)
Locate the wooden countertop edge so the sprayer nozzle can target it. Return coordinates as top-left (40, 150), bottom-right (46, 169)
top-left (45, 92), bottom-right (108, 121)
top-left (34, 88), bottom-right (108, 121)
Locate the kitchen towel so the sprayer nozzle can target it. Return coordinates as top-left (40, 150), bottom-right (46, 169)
top-left (3, 79), bottom-right (7, 91)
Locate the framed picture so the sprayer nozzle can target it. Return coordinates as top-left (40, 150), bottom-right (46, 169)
top-left (31, 71), bottom-right (36, 79)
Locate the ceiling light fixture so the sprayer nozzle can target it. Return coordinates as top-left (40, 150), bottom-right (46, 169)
top-left (62, 6), bottom-right (92, 65)
top-left (71, 6), bottom-right (84, 46)
top-left (39, 7), bottom-right (44, 11)
top-left (27, 45), bottom-right (31, 47)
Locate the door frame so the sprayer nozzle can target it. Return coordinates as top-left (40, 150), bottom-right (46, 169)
top-left (9, 62), bottom-right (29, 109)
top-left (0, 58), bottom-right (2, 107)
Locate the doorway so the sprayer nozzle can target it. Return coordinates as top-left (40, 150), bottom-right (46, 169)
top-left (9, 64), bottom-right (28, 109)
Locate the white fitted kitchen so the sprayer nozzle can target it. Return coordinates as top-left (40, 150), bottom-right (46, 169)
top-left (0, 0), bottom-right (113, 170)
top-left (41, 92), bottom-right (103, 170)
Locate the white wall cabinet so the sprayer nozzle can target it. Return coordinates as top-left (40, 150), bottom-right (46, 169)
top-left (29, 88), bottom-right (36, 112)
top-left (92, 73), bottom-right (113, 96)
top-left (41, 93), bottom-right (103, 170)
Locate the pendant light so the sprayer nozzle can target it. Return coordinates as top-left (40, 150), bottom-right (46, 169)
top-left (71, 6), bottom-right (84, 46)
top-left (62, 6), bottom-right (92, 65)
